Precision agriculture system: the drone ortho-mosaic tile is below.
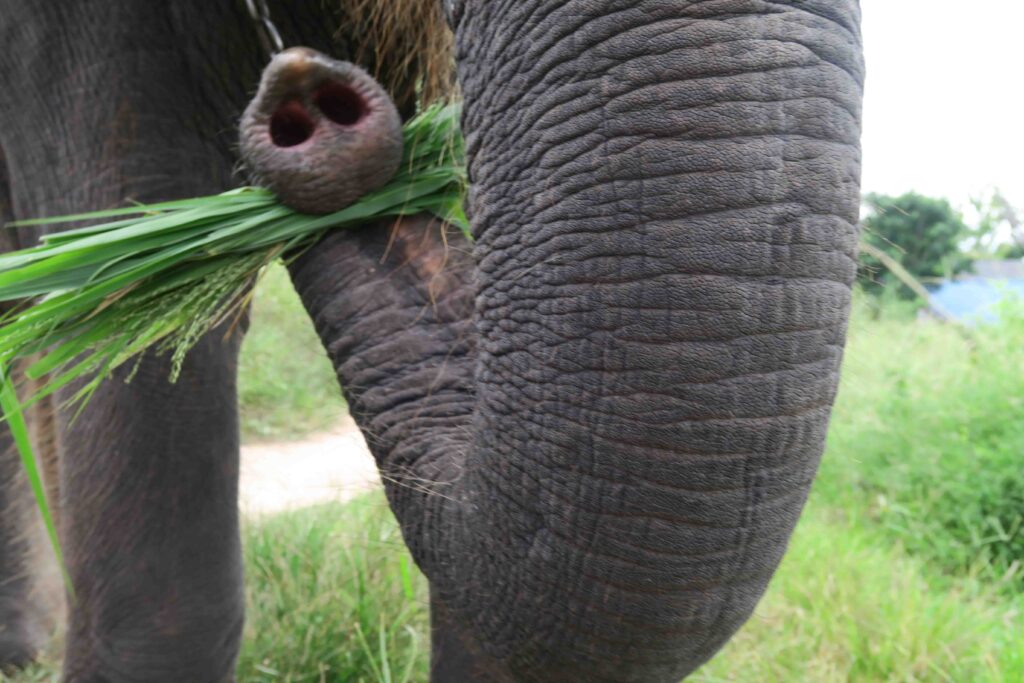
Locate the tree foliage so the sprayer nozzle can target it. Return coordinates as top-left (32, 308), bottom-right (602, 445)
top-left (972, 188), bottom-right (1024, 259)
top-left (994, 242), bottom-right (1024, 259)
top-left (859, 192), bottom-right (971, 297)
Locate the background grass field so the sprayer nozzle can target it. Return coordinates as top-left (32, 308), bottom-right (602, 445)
top-left (238, 264), bottom-right (346, 441)
top-left (5, 269), bottom-right (1022, 682)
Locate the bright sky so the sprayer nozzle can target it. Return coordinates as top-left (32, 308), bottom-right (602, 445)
top-left (861, 0), bottom-right (1023, 217)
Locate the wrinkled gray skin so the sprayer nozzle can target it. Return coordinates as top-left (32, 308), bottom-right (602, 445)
top-left (0, 1), bottom-right (864, 681)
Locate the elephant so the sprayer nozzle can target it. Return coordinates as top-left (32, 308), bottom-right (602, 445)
top-left (0, 0), bottom-right (864, 681)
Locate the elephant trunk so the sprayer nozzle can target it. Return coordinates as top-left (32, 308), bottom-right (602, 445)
top-left (292, 1), bottom-right (863, 680)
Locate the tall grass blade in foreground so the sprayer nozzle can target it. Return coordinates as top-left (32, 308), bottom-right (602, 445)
top-left (0, 103), bottom-right (465, 574)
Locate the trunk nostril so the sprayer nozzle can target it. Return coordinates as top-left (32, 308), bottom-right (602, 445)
top-left (270, 100), bottom-right (315, 148)
top-left (239, 48), bottom-right (403, 214)
top-left (314, 82), bottom-right (366, 127)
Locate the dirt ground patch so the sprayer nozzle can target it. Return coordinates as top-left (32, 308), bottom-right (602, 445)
top-left (239, 416), bottom-right (380, 516)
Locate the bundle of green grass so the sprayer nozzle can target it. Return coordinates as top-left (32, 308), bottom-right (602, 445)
top-left (0, 89), bottom-right (464, 565)
top-left (0, 102), bottom-right (464, 409)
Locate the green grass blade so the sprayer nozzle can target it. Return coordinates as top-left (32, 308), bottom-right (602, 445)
top-left (7, 187), bottom-right (276, 227)
top-left (0, 365), bottom-right (73, 595)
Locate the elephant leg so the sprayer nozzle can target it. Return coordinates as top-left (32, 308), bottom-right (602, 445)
top-left (1, 155), bottom-right (245, 681)
top-left (0, 5), bottom-right (268, 679)
top-left (0, 421), bottom-right (59, 670)
top-left (55, 337), bottom-right (245, 683)
top-left (0, 423), bottom-right (63, 671)
top-left (0, 443), bottom-right (46, 670)
top-left (0, 144), bottom-right (64, 671)
top-left (1, 148), bottom-right (245, 681)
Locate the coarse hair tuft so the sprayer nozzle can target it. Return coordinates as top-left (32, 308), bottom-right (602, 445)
top-left (336, 0), bottom-right (456, 110)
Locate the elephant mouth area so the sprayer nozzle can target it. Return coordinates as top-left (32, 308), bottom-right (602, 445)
top-left (314, 81), bottom-right (366, 127)
top-left (270, 100), bottom-right (315, 148)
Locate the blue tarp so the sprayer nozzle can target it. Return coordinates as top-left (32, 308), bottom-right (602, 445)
top-left (928, 278), bottom-right (1024, 322)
